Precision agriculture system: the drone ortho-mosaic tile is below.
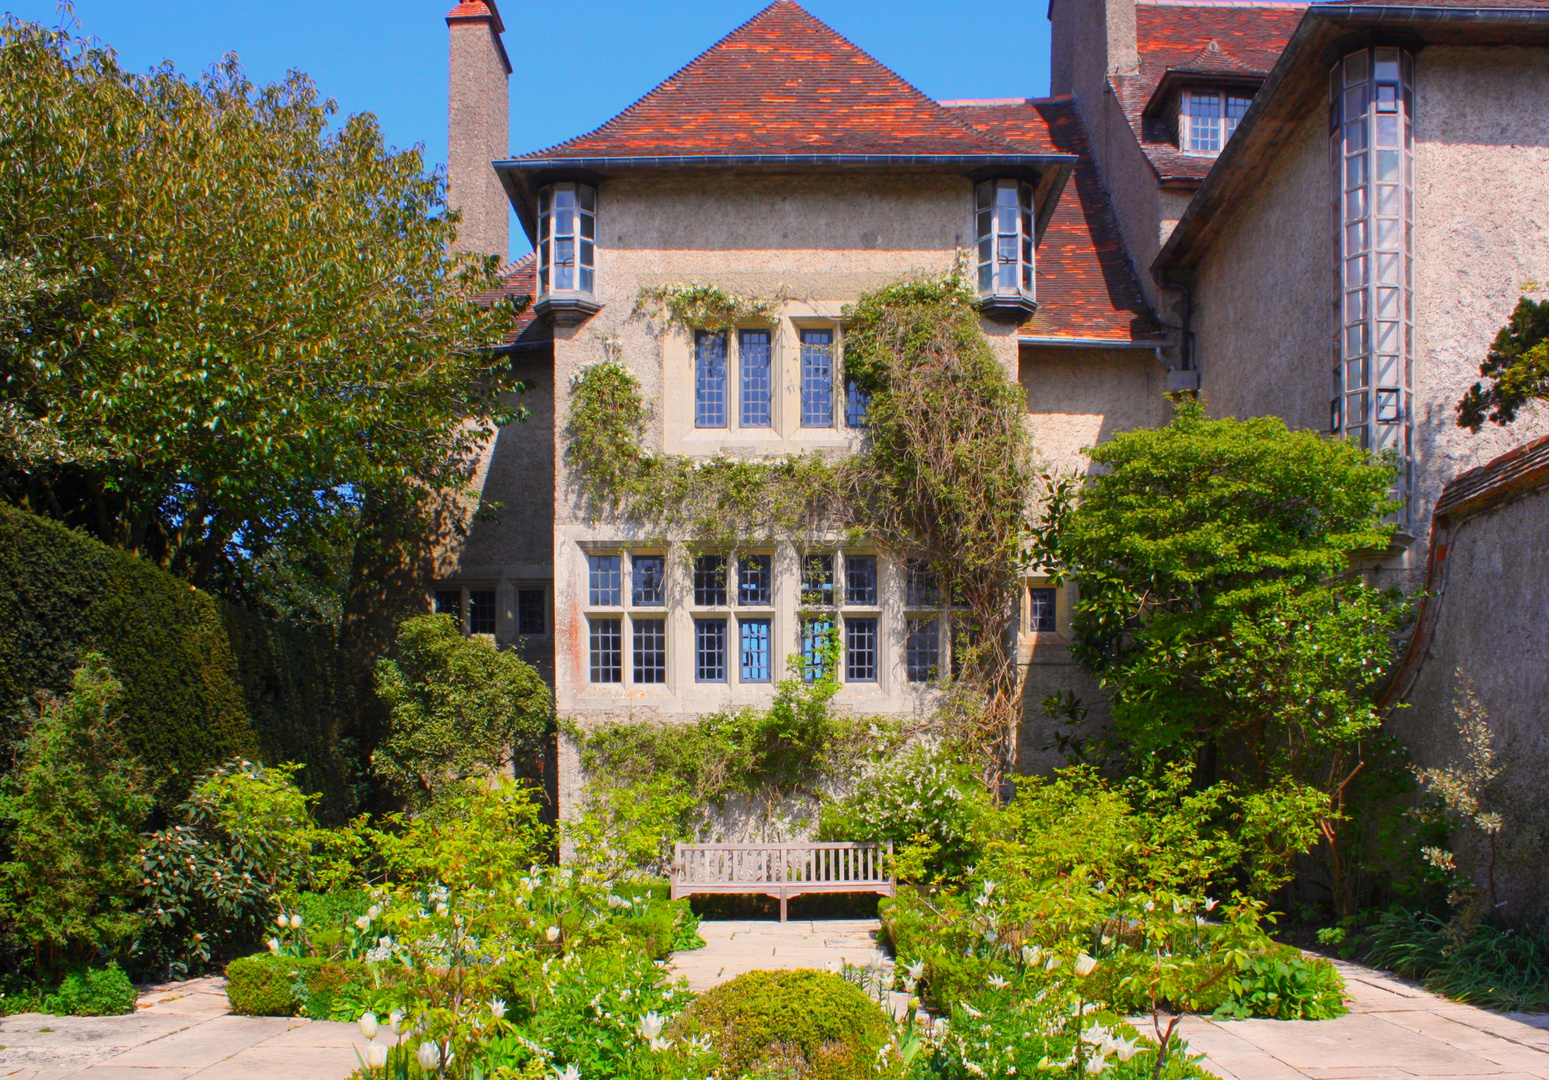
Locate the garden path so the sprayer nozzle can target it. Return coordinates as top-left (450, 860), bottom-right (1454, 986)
top-left (668, 918), bottom-right (893, 993)
top-left (0, 976), bottom-right (363, 1079)
top-left (1174, 959), bottom-right (1549, 1080)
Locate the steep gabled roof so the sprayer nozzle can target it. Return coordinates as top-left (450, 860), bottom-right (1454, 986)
top-left (1114, 0), bottom-right (1306, 184)
top-left (946, 98), bottom-right (1162, 345)
top-left (511, 1), bottom-right (1019, 159)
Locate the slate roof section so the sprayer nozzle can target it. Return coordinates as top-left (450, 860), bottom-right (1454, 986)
top-left (477, 253), bottom-right (549, 350)
top-left (946, 98), bottom-right (1162, 344)
top-left (1117, 0), bottom-right (1306, 184)
top-left (510, 0), bottom-right (1021, 159)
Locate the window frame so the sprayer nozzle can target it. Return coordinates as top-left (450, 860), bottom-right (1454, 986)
top-left (632, 617), bottom-right (667, 685)
top-left (1179, 88), bottom-right (1254, 155)
top-left (974, 179), bottom-right (1036, 304)
top-left (694, 618), bottom-right (728, 683)
top-left (589, 617), bottom-right (623, 684)
top-left (844, 616), bottom-right (879, 683)
top-left (739, 617), bottom-right (773, 683)
top-left (517, 588), bottom-right (548, 636)
top-left (799, 327), bottom-right (836, 428)
top-left (536, 182), bottom-right (596, 298)
top-left (694, 330), bottom-right (728, 429)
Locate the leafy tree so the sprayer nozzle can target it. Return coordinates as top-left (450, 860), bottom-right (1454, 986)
top-left (1457, 296), bottom-right (1549, 431)
top-left (0, 19), bottom-right (523, 606)
top-left (0, 655), bottom-right (150, 967)
top-left (1036, 400), bottom-right (1407, 909)
top-left (373, 615), bottom-right (552, 806)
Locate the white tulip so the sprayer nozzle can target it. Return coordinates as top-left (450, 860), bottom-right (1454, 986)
top-left (275, 912), bottom-right (289, 929)
top-left (355, 915), bottom-right (372, 931)
top-left (557, 1065), bottom-right (582, 1080)
top-left (389, 1010), bottom-right (404, 1035)
top-left (1074, 952), bottom-right (1098, 977)
top-left (1204, 897), bottom-right (1219, 912)
top-left (289, 913), bottom-right (303, 929)
top-left (907, 959), bottom-right (926, 982)
top-left (366, 1043), bottom-right (389, 1068)
top-left (638, 1012), bottom-right (665, 1039)
top-left (368, 904), bottom-right (381, 920)
top-left (265, 937), bottom-right (280, 954)
top-left (546, 925), bottom-right (561, 942)
top-left (490, 997), bottom-right (508, 1020)
top-left (416, 1041), bottom-right (441, 1069)
top-left (1044, 954), bottom-right (1062, 971)
top-left (435, 902), bottom-right (450, 917)
top-left (1143, 900), bottom-right (1155, 913)
top-left (358, 1012), bottom-right (378, 1040)
top-left (1022, 945), bottom-right (1043, 966)
top-left (607, 895), bottom-right (623, 909)
top-left (987, 975), bottom-right (1009, 991)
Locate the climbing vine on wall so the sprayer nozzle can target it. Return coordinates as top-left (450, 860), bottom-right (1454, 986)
top-left (566, 272), bottom-right (1038, 786)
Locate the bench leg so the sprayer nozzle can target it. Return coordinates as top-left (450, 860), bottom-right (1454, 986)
top-left (780, 891), bottom-right (788, 923)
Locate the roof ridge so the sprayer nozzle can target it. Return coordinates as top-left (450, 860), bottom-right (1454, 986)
top-left (1174, 37), bottom-right (1259, 71)
top-left (510, 0), bottom-right (1020, 160)
top-left (1137, 0), bottom-right (1306, 6)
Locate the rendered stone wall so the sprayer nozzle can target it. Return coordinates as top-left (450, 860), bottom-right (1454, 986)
top-left (1391, 489), bottom-right (1549, 921)
top-left (447, 17), bottom-right (509, 259)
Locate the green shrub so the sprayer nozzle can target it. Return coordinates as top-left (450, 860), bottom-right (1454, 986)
top-left (1365, 908), bottom-right (1549, 1012)
top-left (225, 954), bottom-right (337, 1017)
top-left (671, 969), bottom-right (890, 1080)
top-left (42, 963), bottom-right (137, 1016)
top-left (1213, 948), bottom-right (1347, 1020)
top-left (0, 656), bottom-right (150, 964)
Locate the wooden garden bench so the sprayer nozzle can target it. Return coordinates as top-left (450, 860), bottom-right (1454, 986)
top-left (670, 841), bottom-right (895, 922)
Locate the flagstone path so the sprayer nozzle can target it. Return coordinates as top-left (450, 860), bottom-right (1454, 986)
top-left (0, 976), bottom-right (365, 1079)
top-left (668, 917), bottom-right (894, 993)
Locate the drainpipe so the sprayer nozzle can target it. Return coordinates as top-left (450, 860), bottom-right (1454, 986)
top-left (1160, 276), bottom-right (1199, 393)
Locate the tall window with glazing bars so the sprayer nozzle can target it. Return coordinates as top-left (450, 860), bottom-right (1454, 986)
top-left (1331, 46), bottom-right (1413, 520)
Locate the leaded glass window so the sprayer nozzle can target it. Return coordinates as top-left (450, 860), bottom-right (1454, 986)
top-left (518, 590), bottom-right (546, 635)
top-left (740, 618), bottom-right (771, 682)
top-left (801, 553), bottom-right (834, 607)
top-left (435, 590), bottom-right (462, 621)
top-left (906, 560), bottom-right (940, 608)
top-left (801, 617), bottom-right (834, 683)
top-left (800, 329), bottom-right (833, 427)
top-left (845, 554), bottom-right (877, 606)
top-left (695, 331), bottom-right (727, 429)
top-left (694, 555), bottom-right (727, 606)
top-left (588, 554), bottom-right (621, 606)
top-left (633, 618), bottom-right (666, 684)
top-left (845, 618), bottom-right (878, 682)
top-left (695, 619), bottom-right (726, 682)
top-left (1183, 90), bottom-right (1253, 154)
top-left (468, 590), bottom-right (496, 635)
top-left (1029, 587), bottom-right (1057, 633)
top-left (737, 554), bottom-right (771, 606)
top-left (1330, 46), bottom-right (1413, 521)
top-left (740, 329), bottom-right (772, 428)
top-left (632, 554), bottom-right (666, 607)
top-left (589, 618), bottom-right (621, 683)
top-left (906, 618), bottom-right (940, 683)
top-left (537, 182), bottom-right (595, 296)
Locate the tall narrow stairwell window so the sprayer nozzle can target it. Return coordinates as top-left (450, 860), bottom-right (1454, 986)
top-left (535, 182), bottom-right (599, 325)
top-left (1330, 46), bottom-right (1413, 523)
top-left (800, 329), bottom-right (834, 428)
top-left (695, 331), bottom-right (727, 428)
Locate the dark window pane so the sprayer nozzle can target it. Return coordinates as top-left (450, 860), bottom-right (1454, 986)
top-left (740, 330), bottom-right (772, 428)
top-left (588, 555), bottom-right (621, 606)
top-left (695, 331), bottom-right (727, 429)
top-left (633, 554), bottom-right (666, 606)
top-left (633, 619), bottom-right (666, 684)
top-left (518, 590), bottom-right (546, 635)
top-left (1029, 588), bottom-right (1057, 633)
top-left (802, 618), bottom-right (834, 683)
top-left (800, 329), bottom-right (833, 428)
top-left (906, 618), bottom-right (940, 683)
top-left (695, 619), bottom-right (726, 682)
top-left (740, 619), bottom-right (771, 682)
top-left (845, 618), bottom-right (878, 682)
top-left (590, 618), bottom-right (622, 683)
top-left (694, 555), bottom-right (727, 606)
top-left (801, 553), bottom-right (834, 607)
top-left (845, 380), bottom-right (870, 428)
top-left (738, 554), bottom-right (771, 606)
top-left (906, 560), bottom-right (939, 607)
top-left (468, 590), bottom-right (496, 635)
top-left (845, 554), bottom-right (877, 605)
top-left (434, 590), bottom-right (462, 619)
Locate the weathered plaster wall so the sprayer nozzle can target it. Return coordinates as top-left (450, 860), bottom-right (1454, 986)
top-left (1191, 104), bottom-right (1329, 435)
top-left (1409, 46), bottom-right (1549, 548)
top-left (1391, 489), bottom-right (1549, 921)
top-left (549, 173), bottom-right (994, 817)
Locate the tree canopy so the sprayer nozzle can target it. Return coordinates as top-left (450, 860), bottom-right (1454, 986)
top-left (1456, 296), bottom-right (1549, 432)
top-left (0, 19), bottom-right (523, 605)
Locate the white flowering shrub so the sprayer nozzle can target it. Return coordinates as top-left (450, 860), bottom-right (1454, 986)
top-left (818, 739), bottom-right (991, 881)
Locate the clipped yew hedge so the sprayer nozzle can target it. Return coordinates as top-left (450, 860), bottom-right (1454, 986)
top-left (0, 505), bottom-right (355, 816)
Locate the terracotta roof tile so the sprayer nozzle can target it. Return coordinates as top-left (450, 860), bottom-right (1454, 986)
top-left (511, 0), bottom-right (1020, 159)
top-left (476, 253), bottom-right (547, 348)
top-left (1116, 0), bottom-right (1306, 183)
top-left (947, 99), bottom-right (1162, 343)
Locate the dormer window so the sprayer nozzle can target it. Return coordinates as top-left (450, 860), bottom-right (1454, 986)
top-left (974, 179), bottom-right (1036, 321)
top-left (1182, 90), bottom-right (1252, 154)
top-left (535, 181), bottom-right (601, 325)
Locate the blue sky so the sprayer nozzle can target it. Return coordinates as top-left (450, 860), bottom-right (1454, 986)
top-left (7, 1), bottom-right (1053, 257)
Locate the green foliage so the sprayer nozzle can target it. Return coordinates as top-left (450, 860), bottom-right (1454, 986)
top-left (1212, 947), bottom-right (1346, 1020)
top-left (0, 18), bottom-right (524, 593)
top-left (372, 779), bottom-right (550, 890)
top-left (1457, 296), bottom-right (1549, 431)
top-left (139, 760), bottom-right (318, 977)
top-left (633, 282), bottom-right (787, 334)
top-left (372, 615), bottom-right (552, 807)
top-left (671, 969), bottom-right (891, 1080)
top-left (818, 739), bottom-right (991, 883)
top-left (1364, 908), bottom-right (1549, 1012)
top-left (0, 656), bottom-right (150, 964)
top-left (41, 962), bottom-right (138, 1016)
top-left (225, 954), bottom-right (336, 1016)
top-left (0, 503), bottom-right (353, 814)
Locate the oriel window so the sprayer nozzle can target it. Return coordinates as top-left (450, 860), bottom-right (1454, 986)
top-left (537, 182), bottom-right (596, 296)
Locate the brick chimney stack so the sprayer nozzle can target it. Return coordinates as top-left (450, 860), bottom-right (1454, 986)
top-left (446, 1), bottom-right (511, 261)
top-left (1049, 0), bottom-right (1138, 100)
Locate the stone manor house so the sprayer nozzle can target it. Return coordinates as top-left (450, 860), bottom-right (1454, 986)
top-left (433, 0), bottom-right (1549, 833)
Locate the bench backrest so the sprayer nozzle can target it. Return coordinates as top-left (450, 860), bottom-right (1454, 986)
top-left (672, 841), bottom-right (894, 886)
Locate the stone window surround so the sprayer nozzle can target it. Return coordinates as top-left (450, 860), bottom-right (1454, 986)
top-left (575, 542), bottom-right (951, 693)
top-left (429, 581), bottom-right (549, 641)
top-left (1178, 89), bottom-right (1253, 156)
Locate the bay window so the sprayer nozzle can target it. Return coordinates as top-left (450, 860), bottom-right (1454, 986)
top-left (536, 181), bottom-right (600, 324)
top-left (974, 179), bottom-right (1036, 319)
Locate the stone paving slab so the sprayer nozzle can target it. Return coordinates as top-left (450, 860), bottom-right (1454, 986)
top-left (669, 918), bottom-right (891, 993)
top-left (0, 977), bottom-right (367, 1079)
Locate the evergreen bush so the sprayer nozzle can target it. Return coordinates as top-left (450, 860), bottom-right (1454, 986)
top-left (224, 954), bottom-right (331, 1016)
top-left (41, 962), bottom-right (138, 1016)
top-left (670, 969), bottom-right (890, 1080)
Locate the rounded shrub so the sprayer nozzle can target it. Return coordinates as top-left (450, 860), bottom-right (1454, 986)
top-left (224, 954), bottom-right (326, 1017)
top-left (669, 969), bottom-right (890, 1080)
top-left (42, 962), bottom-right (137, 1016)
